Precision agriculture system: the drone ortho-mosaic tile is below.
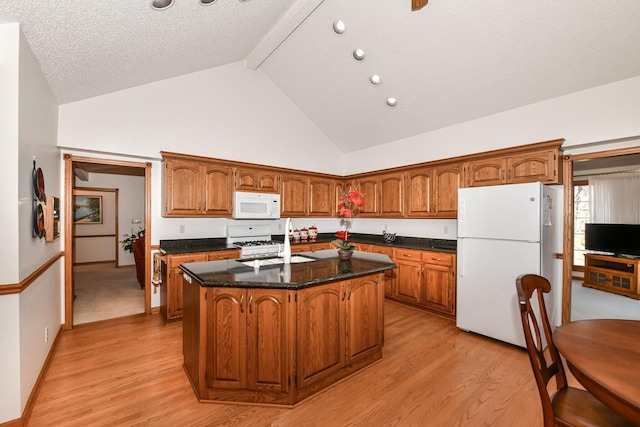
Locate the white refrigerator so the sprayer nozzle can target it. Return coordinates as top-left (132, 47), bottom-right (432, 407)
top-left (456, 182), bottom-right (563, 348)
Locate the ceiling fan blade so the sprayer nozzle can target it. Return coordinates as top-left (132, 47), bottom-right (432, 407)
top-left (412, 0), bottom-right (429, 11)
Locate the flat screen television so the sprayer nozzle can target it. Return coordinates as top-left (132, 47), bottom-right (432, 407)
top-left (584, 223), bottom-right (640, 257)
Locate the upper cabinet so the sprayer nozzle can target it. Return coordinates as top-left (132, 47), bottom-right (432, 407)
top-left (354, 172), bottom-right (404, 217)
top-left (308, 177), bottom-right (335, 217)
top-left (280, 173), bottom-right (309, 217)
top-left (235, 167), bottom-right (280, 193)
top-left (163, 154), bottom-right (233, 217)
top-left (161, 139), bottom-right (562, 219)
top-left (462, 140), bottom-right (562, 188)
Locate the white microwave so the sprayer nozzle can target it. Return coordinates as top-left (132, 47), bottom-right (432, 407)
top-left (232, 191), bottom-right (281, 219)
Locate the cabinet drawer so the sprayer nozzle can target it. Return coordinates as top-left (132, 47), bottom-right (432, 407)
top-left (370, 245), bottom-right (394, 257)
top-left (395, 248), bottom-right (421, 261)
top-left (168, 253), bottom-right (208, 268)
top-left (207, 250), bottom-right (240, 261)
top-left (421, 252), bottom-right (454, 266)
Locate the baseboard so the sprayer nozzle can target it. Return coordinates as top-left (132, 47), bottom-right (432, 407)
top-left (150, 306), bottom-right (160, 314)
top-left (19, 324), bottom-right (63, 426)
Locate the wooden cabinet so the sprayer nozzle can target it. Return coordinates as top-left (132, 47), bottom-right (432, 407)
top-left (405, 164), bottom-right (462, 218)
top-left (355, 172), bottom-right (404, 217)
top-left (368, 245), bottom-right (396, 297)
top-left (392, 248), bottom-right (456, 317)
top-left (297, 275), bottom-right (383, 396)
top-left (308, 177), bottom-right (335, 217)
top-left (163, 154), bottom-right (233, 217)
top-left (161, 252), bottom-right (207, 322)
top-left (280, 173), bottom-right (308, 217)
top-left (234, 167), bottom-right (280, 193)
top-left (183, 273), bottom-right (384, 405)
top-left (583, 254), bottom-right (640, 299)
top-left (161, 249), bottom-right (239, 323)
top-left (463, 142), bottom-right (562, 188)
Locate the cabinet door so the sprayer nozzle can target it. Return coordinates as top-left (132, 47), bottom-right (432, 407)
top-left (507, 150), bottom-right (558, 184)
top-left (202, 162), bottom-right (234, 216)
top-left (395, 259), bottom-right (422, 304)
top-left (308, 177), bottom-right (335, 217)
top-left (168, 253), bottom-right (207, 319)
top-left (369, 245), bottom-right (395, 297)
top-left (281, 174), bottom-right (308, 217)
top-left (379, 173), bottom-right (404, 217)
top-left (235, 168), bottom-right (280, 192)
top-left (163, 159), bottom-right (201, 216)
top-left (464, 158), bottom-right (508, 188)
top-left (346, 275), bottom-right (383, 366)
top-left (205, 288), bottom-right (247, 390)
top-left (296, 282), bottom-right (345, 391)
top-left (433, 164), bottom-right (461, 217)
top-left (355, 177), bottom-right (380, 217)
top-left (405, 169), bottom-right (433, 217)
top-left (247, 289), bottom-right (290, 393)
top-left (257, 171), bottom-right (280, 192)
top-left (422, 264), bottom-right (455, 315)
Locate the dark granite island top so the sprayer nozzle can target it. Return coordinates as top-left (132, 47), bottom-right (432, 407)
top-left (179, 249), bottom-right (396, 289)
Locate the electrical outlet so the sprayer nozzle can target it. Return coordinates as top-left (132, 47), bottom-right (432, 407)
top-left (443, 226), bottom-right (449, 234)
top-left (45, 326), bottom-right (49, 342)
top-left (179, 225), bottom-right (185, 234)
top-left (131, 219), bottom-right (142, 224)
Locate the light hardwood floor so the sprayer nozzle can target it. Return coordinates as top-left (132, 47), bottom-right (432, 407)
top-left (28, 301), bottom-right (544, 426)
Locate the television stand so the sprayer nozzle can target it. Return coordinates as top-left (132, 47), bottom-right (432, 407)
top-left (583, 254), bottom-right (640, 299)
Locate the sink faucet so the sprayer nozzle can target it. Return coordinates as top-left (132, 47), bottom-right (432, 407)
top-left (280, 217), bottom-right (292, 264)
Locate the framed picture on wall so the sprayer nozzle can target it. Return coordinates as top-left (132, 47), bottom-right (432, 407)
top-left (74, 195), bottom-right (103, 224)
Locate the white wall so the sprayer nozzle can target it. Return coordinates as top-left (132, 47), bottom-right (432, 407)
top-left (0, 24), bottom-right (61, 424)
top-left (343, 76), bottom-right (640, 174)
top-left (75, 173), bottom-right (145, 266)
top-left (58, 61), bottom-right (344, 175)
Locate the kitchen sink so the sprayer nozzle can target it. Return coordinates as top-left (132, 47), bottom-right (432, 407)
top-left (240, 255), bottom-right (316, 267)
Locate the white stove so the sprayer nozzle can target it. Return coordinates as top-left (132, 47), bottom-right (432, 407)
top-left (227, 225), bottom-right (283, 259)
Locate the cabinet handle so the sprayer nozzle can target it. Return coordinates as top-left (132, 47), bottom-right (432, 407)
top-left (240, 294), bottom-right (244, 313)
top-left (431, 257), bottom-right (442, 261)
top-left (347, 285), bottom-right (352, 300)
top-left (341, 284), bottom-right (345, 301)
top-left (249, 295), bottom-right (253, 313)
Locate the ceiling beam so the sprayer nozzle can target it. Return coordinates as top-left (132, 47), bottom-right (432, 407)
top-left (246, 0), bottom-right (325, 70)
top-left (412, 0), bottom-right (429, 11)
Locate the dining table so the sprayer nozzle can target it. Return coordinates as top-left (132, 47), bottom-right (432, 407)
top-left (553, 319), bottom-right (640, 425)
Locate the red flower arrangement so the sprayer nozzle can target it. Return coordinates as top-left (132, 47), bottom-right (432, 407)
top-left (332, 188), bottom-right (365, 252)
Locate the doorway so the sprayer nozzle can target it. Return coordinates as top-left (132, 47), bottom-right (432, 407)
top-left (562, 146), bottom-right (640, 323)
top-left (63, 154), bottom-right (152, 329)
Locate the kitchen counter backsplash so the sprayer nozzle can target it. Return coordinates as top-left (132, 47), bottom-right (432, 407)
top-left (160, 233), bottom-right (456, 255)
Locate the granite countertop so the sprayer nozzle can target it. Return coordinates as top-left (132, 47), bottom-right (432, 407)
top-left (179, 250), bottom-right (396, 289)
top-left (160, 233), bottom-right (456, 255)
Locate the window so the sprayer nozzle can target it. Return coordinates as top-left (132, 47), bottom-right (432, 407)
top-left (574, 180), bottom-right (589, 268)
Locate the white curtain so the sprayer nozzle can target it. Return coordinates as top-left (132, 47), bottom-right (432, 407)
top-left (589, 171), bottom-right (640, 224)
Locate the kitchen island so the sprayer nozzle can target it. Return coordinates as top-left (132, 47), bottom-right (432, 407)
top-left (179, 250), bottom-right (395, 405)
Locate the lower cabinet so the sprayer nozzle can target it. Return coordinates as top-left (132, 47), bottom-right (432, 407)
top-left (182, 273), bottom-right (384, 405)
top-left (369, 245), bottom-right (396, 297)
top-left (391, 248), bottom-right (456, 317)
top-left (160, 249), bottom-right (239, 324)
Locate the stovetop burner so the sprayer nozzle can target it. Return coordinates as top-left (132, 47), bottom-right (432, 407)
top-left (234, 240), bottom-right (281, 248)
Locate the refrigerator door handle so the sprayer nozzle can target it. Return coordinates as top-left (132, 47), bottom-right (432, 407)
top-left (458, 200), bottom-right (465, 237)
top-left (458, 239), bottom-right (464, 277)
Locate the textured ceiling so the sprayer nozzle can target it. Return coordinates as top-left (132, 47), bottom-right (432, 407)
top-left (2, 0), bottom-right (640, 153)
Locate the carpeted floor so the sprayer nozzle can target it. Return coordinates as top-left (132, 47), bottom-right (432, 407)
top-left (571, 279), bottom-right (640, 321)
top-left (73, 263), bottom-right (145, 325)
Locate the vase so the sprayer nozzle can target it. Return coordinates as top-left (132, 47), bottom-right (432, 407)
top-left (338, 250), bottom-right (353, 260)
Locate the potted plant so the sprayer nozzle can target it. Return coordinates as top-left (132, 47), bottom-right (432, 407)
top-left (332, 188), bottom-right (364, 260)
top-left (121, 228), bottom-right (145, 288)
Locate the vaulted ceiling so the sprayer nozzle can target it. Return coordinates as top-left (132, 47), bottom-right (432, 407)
top-left (2, 0), bottom-right (640, 153)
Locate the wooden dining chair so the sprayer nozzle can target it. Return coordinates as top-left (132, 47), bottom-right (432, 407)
top-left (516, 274), bottom-right (633, 427)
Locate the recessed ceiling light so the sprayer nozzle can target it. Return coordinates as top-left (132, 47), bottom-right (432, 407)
top-left (150, 0), bottom-right (173, 10)
top-left (352, 48), bottom-right (366, 62)
top-left (386, 97), bottom-right (398, 108)
top-left (333, 20), bottom-right (346, 35)
top-left (370, 74), bottom-right (382, 86)
top-left (238, 0), bottom-right (251, 2)
top-left (201, 0), bottom-right (217, 4)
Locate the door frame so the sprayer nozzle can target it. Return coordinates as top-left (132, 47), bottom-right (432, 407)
top-left (63, 154), bottom-right (152, 330)
top-left (561, 145), bottom-right (640, 323)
